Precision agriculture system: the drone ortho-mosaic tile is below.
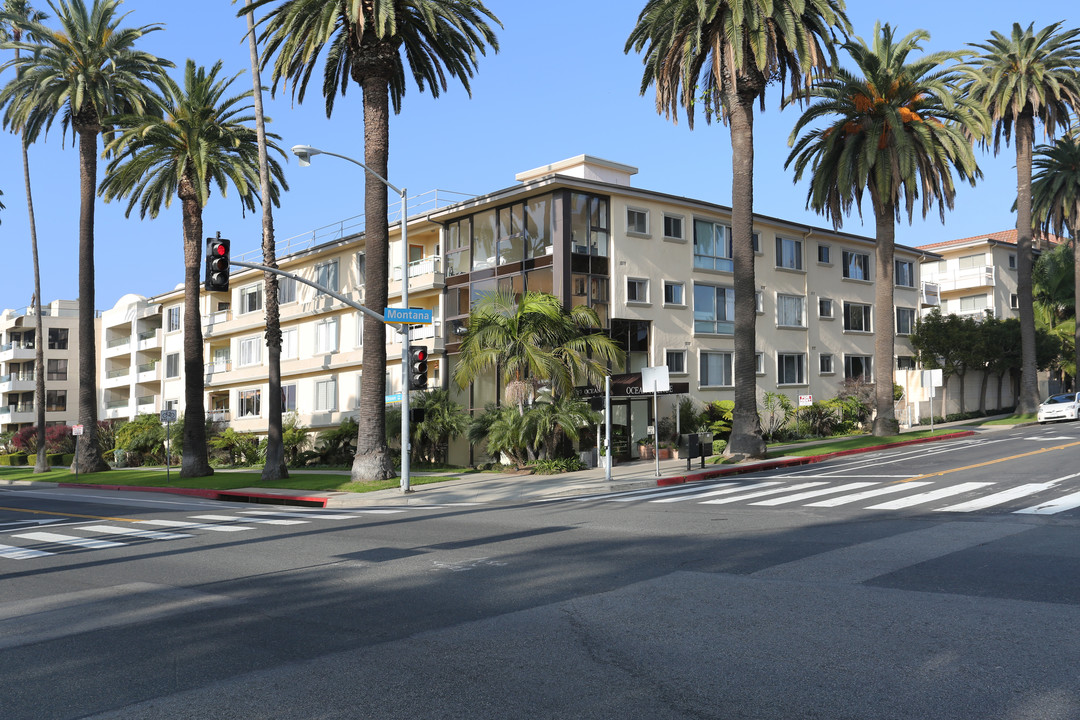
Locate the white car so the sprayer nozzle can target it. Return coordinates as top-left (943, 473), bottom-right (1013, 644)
top-left (1037, 392), bottom-right (1080, 424)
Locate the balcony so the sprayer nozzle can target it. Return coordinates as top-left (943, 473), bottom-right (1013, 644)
top-left (136, 361), bottom-right (159, 382)
top-left (0, 342), bottom-right (35, 362)
top-left (136, 395), bottom-right (156, 413)
top-left (104, 366), bottom-right (131, 389)
top-left (104, 334), bottom-right (131, 357)
top-left (391, 257), bottom-right (444, 296)
top-left (137, 328), bottom-right (162, 350)
top-left (1, 403), bottom-right (36, 424)
top-left (0, 373), bottom-right (35, 394)
top-left (934, 266), bottom-right (996, 293)
top-left (208, 409), bottom-right (231, 423)
top-left (202, 309), bottom-right (233, 331)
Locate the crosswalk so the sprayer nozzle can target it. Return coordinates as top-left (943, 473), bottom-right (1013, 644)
top-left (572, 474), bottom-right (1080, 517)
top-left (0, 504), bottom-right (469, 562)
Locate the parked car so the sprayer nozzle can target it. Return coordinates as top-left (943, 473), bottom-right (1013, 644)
top-left (1037, 392), bottom-right (1080, 424)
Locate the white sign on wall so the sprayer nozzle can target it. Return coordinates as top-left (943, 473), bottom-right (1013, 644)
top-left (641, 366), bottom-right (671, 393)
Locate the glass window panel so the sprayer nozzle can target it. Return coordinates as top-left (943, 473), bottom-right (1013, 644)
top-left (471, 209), bottom-right (496, 270)
top-left (525, 195), bottom-right (552, 258)
top-left (470, 278), bottom-right (497, 310)
top-left (525, 268), bottom-right (552, 295)
top-left (498, 204), bottom-right (525, 265)
top-left (570, 193), bottom-right (590, 253)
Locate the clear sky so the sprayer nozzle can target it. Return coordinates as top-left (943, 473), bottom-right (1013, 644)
top-left (0, 1), bottom-right (1072, 314)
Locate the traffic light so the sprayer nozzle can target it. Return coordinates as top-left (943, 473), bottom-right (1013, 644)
top-left (408, 345), bottom-right (429, 390)
top-left (204, 237), bottom-right (231, 292)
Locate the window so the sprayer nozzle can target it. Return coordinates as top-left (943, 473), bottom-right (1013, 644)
top-left (818, 244), bottom-right (831, 264)
top-left (755, 352), bottom-right (765, 375)
top-left (960, 294), bottom-right (988, 313)
top-left (777, 353), bottom-right (806, 385)
top-left (315, 317), bottom-right (338, 353)
top-left (569, 193), bottom-right (609, 256)
top-left (666, 350), bottom-right (686, 375)
top-left (663, 281), bottom-right (685, 305)
top-left (627, 278), bottom-right (649, 303)
top-left (281, 383), bottom-right (297, 412)
top-left (281, 327), bottom-right (298, 360)
top-left (819, 298), bottom-right (834, 318)
top-left (1008, 253), bottom-right (1017, 270)
top-left (627, 208), bottom-right (649, 235)
top-left (843, 302), bottom-right (872, 332)
top-left (775, 237), bottom-right (803, 270)
top-left (48, 328), bottom-right (69, 350)
top-left (278, 277), bottom-right (296, 304)
top-left (700, 351), bottom-right (733, 387)
top-left (1010, 293), bottom-right (1019, 309)
top-left (239, 336), bottom-right (262, 366)
top-left (239, 284), bottom-right (263, 314)
top-left (314, 259), bottom-right (339, 295)
top-left (896, 307), bottom-right (916, 335)
top-left (693, 284), bottom-right (735, 334)
top-left (897, 356), bottom-right (917, 370)
top-left (844, 355), bottom-right (873, 381)
top-left (693, 220), bottom-right (732, 271)
top-left (755, 291), bottom-right (764, 314)
top-left (820, 353), bottom-right (834, 374)
top-left (752, 232), bottom-right (761, 253)
top-left (315, 378), bottom-right (337, 412)
top-left (165, 399), bottom-right (178, 411)
top-left (238, 389), bottom-right (261, 418)
top-left (777, 294), bottom-right (805, 327)
top-left (842, 250), bottom-right (870, 280)
top-left (663, 215), bottom-right (684, 239)
top-left (47, 358), bottom-right (68, 381)
top-left (895, 260), bottom-right (915, 288)
top-left (167, 306), bottom-right (181, 332)
top-left (959, 253), bottom-right (983, 269)
top-left (165, 352), bottom-right (180, 378)
top-left (356, 252), bottom-right (367, 287)
top-left (45, 389), bottom-right (66, 412)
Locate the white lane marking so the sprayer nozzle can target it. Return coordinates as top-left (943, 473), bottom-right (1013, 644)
top-left (603, 485), bottom-right (720, 502)
top-left (701, 482), bottom-right (828, 505)
top-left (936, 483), bottom-right (1060, 512)
top-left (236, 510), bottom-right (362, 520)
top-left (865, 482), bottom-right (995, 510)
top-left (139, 519), bottom-right (254, 532)
top-left (14, 531), bottom-right (124, 549)
top-left (0, 543), bottom-right (52, 559)
top-left (750, 482), bottom-right (881, 506)
top-left (804, 482), bottom-right (934, 507)
top-left (647, 483), bottom-right (754, 503)
top-left (80, 525), bottom-right (192, 540)
top-left (190, 515), bottom-right (308, 526)
top-left (1015, 490), bottom-right (1080, 515)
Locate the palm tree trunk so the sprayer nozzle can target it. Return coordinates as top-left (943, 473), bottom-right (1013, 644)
top-left (1073, 231), bottom-right (1080, 385)
top-left (73, 125), bottom-right (108, 473)
top-left (725, 89), bottom-right (766, 459)
top-left (351, 72), bottom-right (394, 481)
top-left (179, 184), bottom-right (212, 478)
top-left (23, 130), bottom-right (48, 473)
top-left (1015, 111), bottom-right (1040, 413)
top-left (245, 0), bottom-right (288, 481)
top-left (871, 195), bottom-right (899, 436)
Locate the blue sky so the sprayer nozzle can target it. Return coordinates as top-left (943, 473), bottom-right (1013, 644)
top-left (0, 1), bottom-right (1071, 313)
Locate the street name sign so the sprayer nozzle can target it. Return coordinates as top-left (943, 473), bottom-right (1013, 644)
top-left (384, 308), bottom-right (432, 324)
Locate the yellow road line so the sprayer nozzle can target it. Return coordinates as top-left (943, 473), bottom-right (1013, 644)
top-left (0, 505), bottom-right (140, 523)
top-left (901, 440), bottom-right (1080, 483)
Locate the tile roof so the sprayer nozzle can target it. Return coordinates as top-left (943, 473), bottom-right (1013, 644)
top-left (916, 228), bottom-right (1066, 251)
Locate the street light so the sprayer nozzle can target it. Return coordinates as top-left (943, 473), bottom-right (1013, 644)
top-left (291, 144), bottom-right (414, 493)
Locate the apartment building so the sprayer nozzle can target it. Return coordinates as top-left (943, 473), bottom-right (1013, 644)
top-left (0, 299), bottom-right (80, 435)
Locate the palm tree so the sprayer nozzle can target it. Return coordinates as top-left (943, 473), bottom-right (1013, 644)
top-left (786, 23), bottom-right (983, 435)
top-left (1031, 134), bottom-right (1080, 383)
top-left (626, 0), bottom-right (850, 459)
top-left (0, 0), bottom-right (47, 473)
top-left (525, 389), bottom-right (600, 461)
top-left (452, 290), bottom-right (626, 413)
top-left (0, 0), bottom-right (171, 473)
top-left (964, 22), bottom-right (1080, 413)
top-left (409, 388), bottom-right (467, 464)
top-left (241, 0), bottom-right (501, 482)
top-left (98, 59), bottom-right (288, 478)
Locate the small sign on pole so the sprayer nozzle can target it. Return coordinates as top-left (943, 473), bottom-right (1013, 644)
top-left (71, 424), bottom-right (84, 436)
top-left (798, 394), bottom-right (813, 407)
top-left (159, 410), bottom-right (177, 481)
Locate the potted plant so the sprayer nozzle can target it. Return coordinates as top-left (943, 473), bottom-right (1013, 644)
top-left (636, 436), bottom-right (654, 460)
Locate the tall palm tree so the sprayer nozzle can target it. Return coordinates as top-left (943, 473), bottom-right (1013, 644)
top-left (626, 0), bottom-right (850, 459)
top-left (0, 0), bottom-right (47, 473)
top-left (452, 290), bottom-right (626, 414)
top-left (964, 22), bottom-right (1080, 413)
top-left (1031, 134), bottom-right (1080, 382)
top-left (242, 0), bottom-right (500, 482)
top-left (98, 59), bottom-right (288, 478)
top-left (0, 0), bottom-right (171, 473)
top-left (786, 23), bottom-right (983, 435)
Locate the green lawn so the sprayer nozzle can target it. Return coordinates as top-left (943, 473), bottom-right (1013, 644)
top-left (770, 428), bottom-right (970, 458)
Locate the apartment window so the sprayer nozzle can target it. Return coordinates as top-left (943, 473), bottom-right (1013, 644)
top-left (239, 336), bottom-right (262, 366)
top-left (895, 260), bottom-right (915, 288)
top-left (818, 298), bottom-right (834, 318)
top-left (843, 302), bottom-right (872, 332)
top-left (693, 284), bottom-right (735, 334)
top-left (663, 281), bottom-right (685, 305)
top-left (45, 389), bottom-right (66, 412)
top-left (775, 236), bottom-right (803, 270)
top-left (627, 208), bottom-right (649, 235)
top-left (897, 356), bottom-right (917, 370)
top-left (959, 253), bottom-right (983, 269)
top-left (239, 284), bottom-right (263, 314)
top-left (663, 215), bottom-right (684, 240)
top-left (315, 317), bottom-right (338, 353)
top-left (700, 351), bottom-right (733, 387)
top-left (777, 294), bottom-right (805, 327)
top-left (751, 232), bottom-right (761, 253)
top-left (693, 220), bottom-right (732, 272)
top-left (165, 399), bottom-right (178, 411)
top-left (314, 259), bottom-right (339, 295)
top-left (238, 389), bottom-right (261, 418)
top-left (755, 352), bottom-right (765, 375)
top-left (960, 294), bottom-right (988, 313)
top-left (627, 278), bottom-right (649, 303)
top-left (896, 307), bottom-right (916, 335)
top-left (569, 192), bottom-right (610, 257)
top-left (820, 353), bottom-right (834, 374)
top-left (48, 328), bottom-right (69, 350)
top-left (165, 352), bottom-right (180, 378)
top-left (1010, 293), bottom-right (1019, 309)
top-left (278, 277), bottom-right (297, 304)
top-left (845, 355), bottom-right (873, 381)
top-left (842, 250), bottom-right (870, 280)
top-left (1008, 253), bottom-right (1016, 270)
top-left (281, 383), bottom-right (297, 412)
top-left (666, 350), bottom-right (686, 375)
top-left (818, 244), bottom-right (831, 264)
top-left (167, 306), bottom-right (181, 332)
top-left (47, 358), bottom-right (68, 381)
top-left (315, 378), bottom-right (337, 412)
top-left (777, 353), bottom-right (806, 385)
top-left (281, 327), bottom-right (298, 360)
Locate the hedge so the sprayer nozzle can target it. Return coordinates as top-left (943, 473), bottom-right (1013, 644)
top-left (0, 453), bottom-right (28, 466)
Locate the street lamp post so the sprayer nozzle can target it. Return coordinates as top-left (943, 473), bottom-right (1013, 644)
top-left (291, 144), bottom-right (414, 493)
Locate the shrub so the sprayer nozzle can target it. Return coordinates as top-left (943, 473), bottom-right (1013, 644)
top-left (0, 453), bottom-right (28, 466)
top-left (529, 456), bottom-right (585, 475)
top-left (46, 453), bottom-right (65, 467)
top-left (760, 392), bottom-right (795, 442)
top-left (704, 400), bottom-right (735, 439)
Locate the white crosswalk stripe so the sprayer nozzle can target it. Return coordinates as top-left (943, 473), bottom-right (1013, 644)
top-left (804, 482), bottom-right (934, 507)
top-left (190, 515), bottom-right (308, 526)
top-left (702, 482), bottom-right (828, 505)
top-left (139, 519), bottom-right (255, 532)
top-left (648, 482), bottom-right (757, 503)
top-left (0, 543), bottom-right (52, 559)
top-left (936, 483), bottom-right (1059, 513)
top-left (80, 525), bottom-right (192, 540)
top-left (236, 510), bottom-right (371, 520)
top-left (864, 482), bottom-right (996, 510)
top-left (1014, 490), bottom-right (1080, 515)
top-left (14, 531), bottom-right (125, 550)
top-left (750, 482), bottom-right (880, 506)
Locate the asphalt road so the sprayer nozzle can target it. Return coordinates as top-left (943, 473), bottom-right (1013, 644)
top-left (1, 424), bottom-right (1079, 719)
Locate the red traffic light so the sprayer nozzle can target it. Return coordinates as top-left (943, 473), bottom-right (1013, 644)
top-left (213, 243), bottom-right (227, 256)
top-left (414, 348), bottom-right (427, 363)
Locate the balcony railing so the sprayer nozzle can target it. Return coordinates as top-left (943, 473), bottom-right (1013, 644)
top-left (106, 367), bottom-right (130, 379)
top-left (137, 329), bottom-right (159, 341)
top-left (208, 409), bottom-right (231, 423)
top-left (105, 399), bottom-right (129, 409)
top-left (136, 361), bottom-right (156, 373)
top-left (205, 361), bottom-right (232, 374)
top-left (106, 336), bottom-right (131, 349)
top-left (136, 395), bottom-right (155, 407)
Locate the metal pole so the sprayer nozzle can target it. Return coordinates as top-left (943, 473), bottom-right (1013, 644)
top-left (604, 375), bottom-right (612, 482)
top-left (166, 420), bottom-right (171, 483)
top-left (653, 388), bottom-right (660, 477)
top-left (400, 190), bottom-right (412, 493)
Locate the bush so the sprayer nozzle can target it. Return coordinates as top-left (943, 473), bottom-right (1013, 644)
top-left (0, 453), bottom-right (28, 466)
top-left (704, 400), bottom-right (735, 439)
top-left (62, 453), bottom-right (75, 466)
top-left (528, 456), bottom-right (585, 474)
top-left (46, 453), bottom-right (66, 467)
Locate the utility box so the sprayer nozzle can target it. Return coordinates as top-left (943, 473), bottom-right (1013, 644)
top-left (680, 432), bottom-right (714, 469)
